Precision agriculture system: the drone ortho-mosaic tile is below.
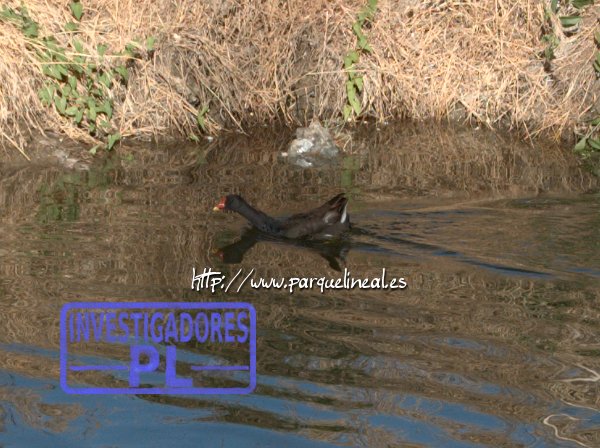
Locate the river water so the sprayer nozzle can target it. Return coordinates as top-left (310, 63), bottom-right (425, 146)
top-left (1, 125), bottom-right (599, 447)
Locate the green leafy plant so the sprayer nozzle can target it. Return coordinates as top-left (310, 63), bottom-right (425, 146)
top-left (0, 4), bottom-right (39, 38)
top-left (593, 30), bottom-right (600, 75)
top-left (559, 0), bottom-right (593, 32)
top-left (196, 105), bottom-right (209, 133)
top-left (574, 23), bottom-right (600, 159)
top-left (342, 0), bottom-right (377, 121)
top-left (0, 4), bottom-right (155, 153)
top-left (542, 0), bottom-right (594, 65)
top-left (541, 1), bottom-right (599, 160)
top-left (541, 2), bottom-right (560, 66)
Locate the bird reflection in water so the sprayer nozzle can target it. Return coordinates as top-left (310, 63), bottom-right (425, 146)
top-left (213, 227), bottom-right (352, 272)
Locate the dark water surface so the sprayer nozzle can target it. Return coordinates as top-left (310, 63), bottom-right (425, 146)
top-left (1, 126), bottom-right (600, 447)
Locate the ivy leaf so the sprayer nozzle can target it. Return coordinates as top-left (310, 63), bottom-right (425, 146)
top-left (352, 22), bottom-right (364, 40)
top-left (45, 65), bottom-right (63, 80)
top-left (355, 76), bottom-right (364, 92)
top-left (107, 133), bottom-right (121, 150)
top-left (343, 104), bottom-right (353, 121)
top-left (38, 87), bottom-right (52, 106)
top-left (574, 137), bottom-right (587, 152)
top-left (145, 36), bottom-right (156, 51)
top-left (124, 43), bottom-right (137, 57)
top-left (360, 40), bottom-right (373, 53)
top-left (196, 105), bottom-right (209, 132)
top-left (114, 65), bottom-right (129, 82)
top-left (87, 99), bottom-right (97, 121)
top-left (54, 96), bottom-right (67, 114)
top-left (344, 50), bottom-right (359, 69)
top-left (65, 21), bottom-right (79, 32)
top-left (69, 2), bottom-right (83, 21)
top-left (350, 98), bottom-right (361, 115)
top-left (0, 7), bottom-right (20, 22)
top-left (23, 22), bottom-right (39, 38)
top-left (346, 80), bottom-right (356, 99)
top-left (65, 106), bottom-right (78, 116)
top-left (593, 57), bottom-right (600, 74)
top-left (97, 44), bottom-right (108, 57)
top-left (346, 80), bottom-right (361, 115)
top-left (57, 64), bottom-right (69, 78)
top-left (99, 100), bottom-right (113, 119)
top-left (588, 138), bottom-right (600, 151)
top-left (68, 75), bottom-right (77, 91)
top-left (72, 58), bottom-right (85, 73)
top-left (571, 0), bottom-right (593, 9)
top-left (98, 71), bottom-right (112, 88)
top-left (559, 15), bottom-right (581, 28)
top-left (72, 39), bottom-right (84, 54)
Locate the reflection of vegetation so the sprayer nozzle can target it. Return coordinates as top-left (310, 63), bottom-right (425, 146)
top-left (340, 155), bottom-right (360, 194)
top-left (38, 178), bottom-right (80, 223)
top-left (37, 157), bottom-right (117, 224)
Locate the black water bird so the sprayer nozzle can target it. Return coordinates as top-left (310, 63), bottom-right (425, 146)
top-left (213, 193), bottom-right (350, 239)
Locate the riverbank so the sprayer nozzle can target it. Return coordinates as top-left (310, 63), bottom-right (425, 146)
top-left (1, 1), bottom-right (599, 160)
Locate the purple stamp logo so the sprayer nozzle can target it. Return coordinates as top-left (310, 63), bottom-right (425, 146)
top-left (60, 302), bottom-right (256, 394)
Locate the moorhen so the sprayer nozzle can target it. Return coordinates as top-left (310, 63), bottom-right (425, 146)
top-left (213, 193), bottom-right (350, 239)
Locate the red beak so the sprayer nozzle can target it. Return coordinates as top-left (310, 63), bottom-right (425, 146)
top-left (213, 197), bottom-right (226, 211)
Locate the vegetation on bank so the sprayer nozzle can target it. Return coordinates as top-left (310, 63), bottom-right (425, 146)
top-left (0, 0), bottom-right (598, 166)
top-left (343, 0), bottom-right (377, 121)
top-left (540, 0), bottom-right (599, 163)
top-left (0, 3), bottom-right (136, 154)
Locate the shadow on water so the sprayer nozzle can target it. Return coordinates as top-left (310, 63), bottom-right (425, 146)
top-left (0, 123), bottom-right (600, 447)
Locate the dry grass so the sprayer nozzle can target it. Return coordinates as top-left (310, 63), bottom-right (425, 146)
top-left (0, 0), bottom-right (599, 156)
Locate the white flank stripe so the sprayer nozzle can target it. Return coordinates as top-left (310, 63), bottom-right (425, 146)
top-left (340, 203), bottom-right (348, 223)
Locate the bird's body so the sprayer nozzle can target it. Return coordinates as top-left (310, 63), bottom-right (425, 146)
top-left (213, 193), bottom-right (350, 239)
